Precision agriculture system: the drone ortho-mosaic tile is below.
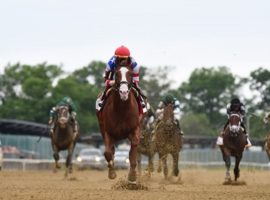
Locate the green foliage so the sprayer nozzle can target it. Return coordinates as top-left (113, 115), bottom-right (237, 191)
top-left (180, 112), bottom-right (216, 136)
top-left (249, 67), bottom-right (270, 110)
top-left (248, 114), bottom-right (269, 139)
top-left (140, 66), bottom-right (172, 108)
top-left (0, 62), bottom-right (269, 139)
top-left (176, 67), bottom-right (237, 129)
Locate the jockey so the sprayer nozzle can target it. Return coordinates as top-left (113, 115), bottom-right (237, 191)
top-left (96, 45), bottom-right (147, 112)
top-left (48, 96), bottom-right (78, 136)
top-left (155, 94), bottom-right (183, 135)
top-left (144, 102), bottom-right (155, 131)
top-left (216, 97), bottom-right (252, 147)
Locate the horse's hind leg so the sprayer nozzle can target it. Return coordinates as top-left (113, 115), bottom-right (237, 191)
top-left (234, 154), bottom-right (242, 181)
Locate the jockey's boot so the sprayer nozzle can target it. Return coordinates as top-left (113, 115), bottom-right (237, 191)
top-left (73, 121), bottom-right (79, 138)
top-left (175, 120), bottom-right (184, 135)
top-left (97, 87), bottom-right (111, 110)
top-left (216, 131), bottom-right (224, 146)
top-left (246, 137), bottom-right (252, 148)
top-left (49, 123), bottom-right (55, 136)
top-left (243, 127), bottom-right (252, 148)
top-left (139, 95), bottom-right (147, 113)
top-left (96, 90), bottom-right (106, 111)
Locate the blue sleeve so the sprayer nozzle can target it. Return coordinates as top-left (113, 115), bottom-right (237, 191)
top-left (107, 56), bottom-right (117, 71)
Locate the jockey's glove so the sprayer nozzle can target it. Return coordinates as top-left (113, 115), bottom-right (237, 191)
top-left (105, 80), bottom-right (115, 87)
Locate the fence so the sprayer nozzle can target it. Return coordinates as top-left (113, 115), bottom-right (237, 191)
top-left (2, 148), bottom-right (270, 171)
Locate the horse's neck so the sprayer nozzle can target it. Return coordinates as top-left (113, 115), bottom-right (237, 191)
top-left (163, 106), bottom-right (174, 121)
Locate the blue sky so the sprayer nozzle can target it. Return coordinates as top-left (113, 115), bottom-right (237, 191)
top-left (0, 0), bottom-right (269, 86)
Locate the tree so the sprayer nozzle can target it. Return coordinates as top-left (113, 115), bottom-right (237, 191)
top-left (51, 76), bottom-right (100, 134)
top-left (249, 67), bottom-right (270, 111)
top-left (176, 67), bottom-right (238, 129)
top-left (0, 63), bottom-right (62, 123)
top-left (72, 61), bottom-right (106, 89)
top-left (140, 66), bottom-right (173, 108)
top-left (180, 112), bottom-right (217, 136)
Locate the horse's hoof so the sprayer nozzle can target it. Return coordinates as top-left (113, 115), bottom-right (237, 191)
top-left (128, 175), bottom-right (137, 183)
top-left (128, 180), bottom-right (137, 185)
top-left (225, 177), bottom-right (231, 183)
top-left (108, 168), bottom-right (117, 179)
top-left (128, 170), bottom-right (137, 182)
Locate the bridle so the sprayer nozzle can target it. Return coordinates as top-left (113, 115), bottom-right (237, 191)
top-left (228, 113), bottom-right (242, 136)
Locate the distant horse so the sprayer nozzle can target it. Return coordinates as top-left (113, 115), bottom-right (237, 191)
top-left (154, 103), bottom-right (183, 179)
top-left (137, 110), bottom-right (156, 175)
top-left (50, 105), bottom-right (79, 177)
top-left (263, 112), bottom-right (270, 162)
top-left (96, 65), bottom-right (142, 184)
top-left (220, 112), bottom-right (246, 182)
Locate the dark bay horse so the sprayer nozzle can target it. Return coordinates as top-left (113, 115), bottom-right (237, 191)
top-left (220, 112), bottom-right (246, 182)
top-left (96, 66), bottom-right (141, 184)
top-left (50, 105), bottom-right (79, 177)
top-left (137, 110), bottom-right (156, 175)
top-left (154, 103), bottom-right (183, 179)
top-left (263, 112), bottom-right (270, 162)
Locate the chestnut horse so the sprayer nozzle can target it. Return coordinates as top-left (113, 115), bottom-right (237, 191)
top-left (263, 112), bottom-right (270, 162)
top-left (154, 103), bottom-right (183, 179)
top-left (96, 66), bottom-right (141, 184)
top-left (220, 112), bottom-right (246, 182)
top-left (50, 105), bottom-right (79, 177)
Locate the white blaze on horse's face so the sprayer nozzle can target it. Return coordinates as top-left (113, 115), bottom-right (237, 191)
top-left (229, 114), bottom-right (241, 133)
top-left (119, 67), bottom-right (130, 101)
top-left (58, 107), bottom-right (69, 127)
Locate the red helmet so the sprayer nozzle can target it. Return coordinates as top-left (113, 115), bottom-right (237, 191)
top-left (114, 45), bottom-right (130, 58)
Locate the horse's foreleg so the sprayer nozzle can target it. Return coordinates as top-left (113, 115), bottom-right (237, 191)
top-left (160, 154), bottom-right (168, 179)
top-left (157, 154), bottom-right (162, 173)
top-left (137, 152), bottom-right (142, 176)
top-left (128, 128), bottom-right (140, 184)
top-left (267, 149), bottom-right (270, 162)
top-left (65, 143), bottom-right (75, 177)
top-left (103, 132), bottom-right (116, 179)
top-left (172, 152), bottom-right (179, 177)
top-left (148, 151), bottom-right (154, 173)
top-left (52, 144), bottom-right (61, 172)
top-left (234, 154), bottom-right (242, 181)
top-left (221, 148), bottom-right (231, 181)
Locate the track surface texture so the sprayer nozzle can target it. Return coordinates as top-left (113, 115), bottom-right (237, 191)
top-left (0, 168), bottom-right (270, 200)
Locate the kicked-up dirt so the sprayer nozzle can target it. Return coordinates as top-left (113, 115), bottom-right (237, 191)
top-left (0, 168), bottom-right (270, 200)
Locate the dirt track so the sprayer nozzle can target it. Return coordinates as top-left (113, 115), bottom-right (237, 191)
top-left (0, 168), bottom-right (270, 200)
